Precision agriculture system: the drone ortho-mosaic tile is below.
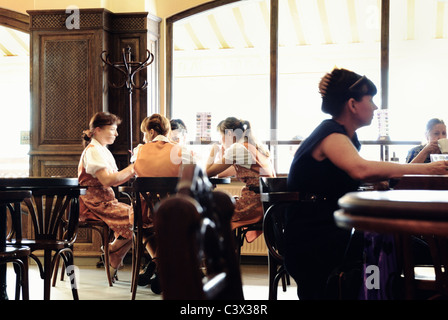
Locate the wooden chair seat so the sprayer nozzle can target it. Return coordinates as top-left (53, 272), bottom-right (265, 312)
top-left (0, 246), bottom-right (30, 300)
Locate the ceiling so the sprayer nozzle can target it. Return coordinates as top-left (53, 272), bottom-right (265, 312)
top-left (1, 0), bottom-right (448, 57)
top-left (173, 0), bottom-right (448, 52)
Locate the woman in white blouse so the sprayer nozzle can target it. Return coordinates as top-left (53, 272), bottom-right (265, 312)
top-left (78, 112), bottom-right (135, 281)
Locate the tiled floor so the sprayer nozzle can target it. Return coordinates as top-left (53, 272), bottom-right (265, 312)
top-left (5, 258), bottom-right (298, 300)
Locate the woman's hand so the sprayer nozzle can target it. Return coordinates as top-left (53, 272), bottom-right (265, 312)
top-left (207, 144), bottom-right (221, 165)
top-left (206, 144), bottom-right (232, 177)
top-left (422, 140), bottom-right (441, 155)
top-left (410, 140), bottom-right (441, 163)
top-left (426, 160), bottom-right (448, 175)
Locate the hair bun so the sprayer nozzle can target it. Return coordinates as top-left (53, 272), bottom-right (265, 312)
top-left (318, 73), bottom-right (332, 98)
top-left (82, 129), bottom-right (93, 141)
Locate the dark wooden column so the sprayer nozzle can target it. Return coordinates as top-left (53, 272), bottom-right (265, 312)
top-left (28, 8), bottom-right (160, 177)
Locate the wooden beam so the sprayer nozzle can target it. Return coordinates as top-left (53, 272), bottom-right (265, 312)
top-left (316, 0), bottom-right (333, 44)
top-left (5, 28), bottom-right (29, 53)
top-left (436, 1), bottom-right (445, 39)
top-left (270, 0), bottom-right (278, 132)
top-left (232, 7), bottom-right (253, 48)
top-left (288, 0), bottom-right (307, 45)
top-left (381, 0), bottom-right (389, 110)
top-left (346, 0), bottom-right (360, 43)
top-left (208, 14), bottom-right (231, 49)
top-left (270, 0), bottom-right (278, 173)
top-left (185, 22), bottom-right (206, 50)
top-left (406, 0), bottom-right (415, 40)
top-left (0, 42), bottom-right (14, 56)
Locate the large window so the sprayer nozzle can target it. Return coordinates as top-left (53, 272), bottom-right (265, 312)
top-left (169, 1), bottom-right (270, 166)
top-left (387, 0), bottom-right (448, 161)
top-left (0, 25), bottom-right (30, 177)
top-left (168, 0), bottom-right (448, 173)
top-left (277, 0), bottom-right (381, 171)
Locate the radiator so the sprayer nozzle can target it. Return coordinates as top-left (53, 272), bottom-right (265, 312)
top-left (241, 234), bottom-right (267, 256)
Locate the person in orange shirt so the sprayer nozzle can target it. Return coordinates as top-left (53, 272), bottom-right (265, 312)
top-left (133, 114), bottom-right (195, 291)
top-left (206, 117), bottom-right (276, 242)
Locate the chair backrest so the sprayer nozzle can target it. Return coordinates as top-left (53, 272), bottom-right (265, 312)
top-left (132, 177), bottom-right (179, 229)
top-left (23, 187), bottom-right (84, 243)
top-left (0, 190), bottom-right (32, 248)
top-left (0, 190), bottom-right (32, 206)
top-left (259, 177), bottom-right (290, 263)
top-left (259, 177), bottom-right (288, 193)
top-left (156, 164), bottom-right (244, 300)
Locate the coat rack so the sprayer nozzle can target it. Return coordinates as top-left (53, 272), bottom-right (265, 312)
top-left (101, 46), bottom-right (154, 164)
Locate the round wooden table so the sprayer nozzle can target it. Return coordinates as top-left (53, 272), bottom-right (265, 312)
top-left (334, 189), bottom-right (448, 299)
top-left (335, 190), bottom-right (448, 237)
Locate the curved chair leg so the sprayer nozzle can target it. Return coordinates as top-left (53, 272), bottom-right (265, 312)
top-left (59, 249), bottom-right (79, 300)
top-left (13, 262), bottom-right (21, 300)
top-left (131, 231), bottom-right (143, 300)
top-left (12, 258), bottom-right (29, 300)
top-left (101, 226), bottom-right (112, 286)
top-left (43, 250), bottom-right (52, 300)
top-left (20, 257), bottom-right (29, 300)
top-left (268, 257), bottom-right (279, 300)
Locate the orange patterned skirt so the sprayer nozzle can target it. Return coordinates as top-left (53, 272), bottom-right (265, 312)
top-left (79, 180), bottom-right (133, 240)
top-left (231, 187), bottom-right (263, 242)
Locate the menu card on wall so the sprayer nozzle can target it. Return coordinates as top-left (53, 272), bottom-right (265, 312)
top-left (196, 112), bottom-right (212, 142)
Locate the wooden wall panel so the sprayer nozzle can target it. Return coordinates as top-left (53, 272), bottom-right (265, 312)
top-left (39, 35), bottom-right (92, 146)
top-left (27, 8), bottom-right (161, 256)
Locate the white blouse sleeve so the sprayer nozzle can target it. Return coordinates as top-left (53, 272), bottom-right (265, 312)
top-left (223, 143), bottom-right (254, 169)
top-left (83, 146), bottom-right (110, 177)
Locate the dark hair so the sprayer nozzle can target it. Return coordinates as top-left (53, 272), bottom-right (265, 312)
top-left (82, 112), bottom-right (121, 147)
top-left (170, 119), bottom-right (187, 132)
top-left (217, 117), bottom-right (269, 157)
top-left (426, 118), bottom-right (445, 133)
top-left (319, 68), bottom-right (377, 117)
top-left (144, 113), bottom-right (171, 136)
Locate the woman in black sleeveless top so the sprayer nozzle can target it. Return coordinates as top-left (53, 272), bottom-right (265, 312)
top-left (285, 68), bottom-right (448, 300)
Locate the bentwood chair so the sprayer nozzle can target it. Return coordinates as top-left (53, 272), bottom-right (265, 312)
top-left (11, 187), bottom-right (85, 300)
top-left (259, 177), bottom-right (297, 300)
top-left (0, 190), bottom-right (32, 300)
top-left (156, 164), bottom-right (244, 300)
top-left (76, 220), bottom-right (113, 286)
top-left (121, 177), bottom-right (179, 300)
